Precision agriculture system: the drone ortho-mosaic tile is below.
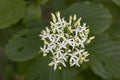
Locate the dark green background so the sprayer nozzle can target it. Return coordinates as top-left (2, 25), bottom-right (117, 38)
top-left (0, 0), bottom-right (120, 80)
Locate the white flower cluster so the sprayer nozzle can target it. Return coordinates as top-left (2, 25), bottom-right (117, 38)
top-left (39, 12), bottom-right (94, 70)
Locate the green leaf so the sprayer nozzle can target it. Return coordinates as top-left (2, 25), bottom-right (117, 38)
top-left (23, 4), bottom-right (42, 24)
top-left (3, 66), bottom-right (14, 80)
top-left (26, 20), bottom-right (49, 28)
top-left (24, 57), bottom-right (62, 80)
top-left (50, 0), bottom-right (67, 11)
top-left (36, 0), bottom-right (48, 5)
top-left (107, 23), bottom-right (120, 39)
top-left (112, 0), bottom-right (120, 6)
top-left (63, 2), bottom-right (112, 34)
top-left (75, 68), bottom-right (102, 80)
top-left (89, 53), bottom-right (112, 79)
top-left (25, 57), bottom-right (80, 80)
top-left (88, 34), bottom-right (120, 79)
top-left (5, 28), bottom-right (42, 61)
top-left (0, 46), bottom-right (7, 70)
top-left (0, 0), bottom-right (26, 29)
top-left (88, 35), bottom-right (120, 60)
top-left (0, 24), bottom-right (24, 45)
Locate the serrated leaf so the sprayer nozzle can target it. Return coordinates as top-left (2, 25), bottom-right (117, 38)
top-left (25, 57), bottom-right (80, 80)
top-left (63, 2), bottom-right (112, 34)
top-left (5, 28), bottom-right (42, 61)
top-left (112, 0), bottom-right (120, 6)
top-left (23, 4), bottom-right (41, 24)
top-left (0, 0), bottom-right (26, 29)
top-left (88, 34), bottom-right (120, 79)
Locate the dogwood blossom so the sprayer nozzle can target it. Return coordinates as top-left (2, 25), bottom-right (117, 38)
top-left (39, 12), bottom-right (95, 70)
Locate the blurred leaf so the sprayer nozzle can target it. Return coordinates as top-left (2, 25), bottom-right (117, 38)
top-left (17, 61), bottom-right (34, 74)
top-left (36, 0), bottom-right (48, 5)
top-left (90, 53), bottom-right (120, 80)
top-left (25, 57), bottom-right (62, 80)
top-left (0, 46), bottom-right (7, 80)
top-left (23, 4), bottom-right (42, 24)
top-left (88, 34), bottom-right (120, 79)
top-left (50, 0), bottom-right (67, 11)
top-left (5, 28), bottom-right (42, 61)
top-left (25, 57), bottom-right (80, 80)
top-left (65, 0), bottom-right (76, 6)
top-left (26, 20), bottom-right (49, 28)
top-left (0, 24), bottom-right (24, 45)
top-left (3, 66), bottom-right (14, 80)
top-left (92, 0), bottom-right (112, 2)
top-left (0, 0), bottom-right (26, 29)
top-left (63, 2), bottom-right (112, 34)
top-left (89, 53), bottom-right (112, 79)
top-left (62, 68), bottom-right (80, 80)
top-left (0, 46), bottom-right (6, 65)
top-left (91, 0), bottom-right (120, 20)
top-left (101, 1), bottom-right (120, 20)
top-left (76, 68), bottom-right (102, 80)
top-left (112, 0), bottom-right (120, 6)
top-left (99, 1), bottom-right (120, 39)
top-left (107, 23), bottom-right (120, 39)
top-left (88, 34), bottom-right (120, 60)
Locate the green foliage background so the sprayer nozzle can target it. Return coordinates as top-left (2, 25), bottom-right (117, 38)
top-left (0, 0), bottom-right (120, 80)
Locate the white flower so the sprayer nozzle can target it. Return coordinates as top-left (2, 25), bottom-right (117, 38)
top-left (40, 45), bottom-right (48, 57)
top-left (69, 51), bottom-right (80, 67)
top-left (70, 58), bottom-right (80, 67)
top-left (79, 52), bottom-right (89, 64)
top-left (39, 11), bottom-right (95, 70)
top-left (49, 58), bottom-right (61, 70)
